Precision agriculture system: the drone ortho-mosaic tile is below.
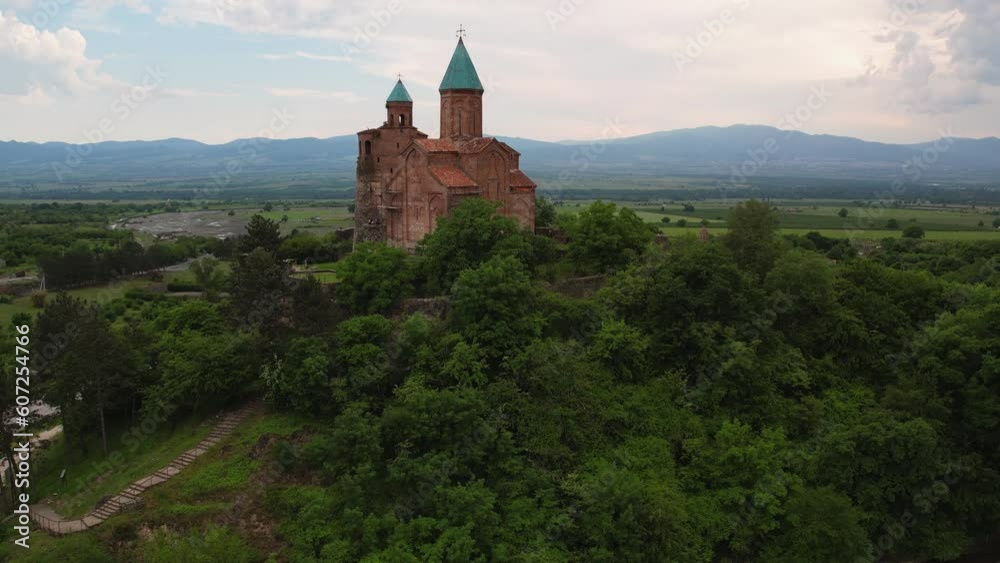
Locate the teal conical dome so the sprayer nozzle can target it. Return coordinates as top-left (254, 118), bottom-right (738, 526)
top-left (439, 38), bottom-right (484, 92)
top-left (386, 79), bottom-right (413, 103)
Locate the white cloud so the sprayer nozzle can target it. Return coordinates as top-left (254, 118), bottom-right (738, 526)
top-left (852, 0), bottom-right (997, 114)
top-left (158, 0), bottom-right (376, 39)
top-left (0, 81), bottom-right (53, 105)
top-left (3, 0), bottom-right (998, 143)
top-left (0, 11), bottom-right (119, 97)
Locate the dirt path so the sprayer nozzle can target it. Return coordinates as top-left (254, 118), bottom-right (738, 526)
top-left (30, 401), bottom-right (264, 536)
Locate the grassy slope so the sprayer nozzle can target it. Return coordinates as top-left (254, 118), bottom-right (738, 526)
top-left (33, 411), bottom-right (216, 519)
top-left (0, 408), bottom-right (306, 561)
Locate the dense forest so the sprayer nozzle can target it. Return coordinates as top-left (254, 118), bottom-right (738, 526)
top-left (1, 198), bottom-right (999, 562)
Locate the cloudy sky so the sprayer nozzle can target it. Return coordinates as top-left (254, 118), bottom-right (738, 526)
top-left (1, 0), bottom-right (998, 144)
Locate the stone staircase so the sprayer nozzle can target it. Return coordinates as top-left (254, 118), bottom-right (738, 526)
top-left (32, 400), bottom-right (264, 535)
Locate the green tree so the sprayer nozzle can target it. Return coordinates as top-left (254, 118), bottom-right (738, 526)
top-left (902, 225), bottom-right (925, 239)
top-left (725, 199), bottom-right (781, 279)
top-left (451, 255), bottom-right (543, 362)
top-left (601, 241), bottom-right (764, 376)
top-left (565, 437), bottom-right (712, 562)
top-left (333, 315), bottom-right (395, 401)
top-left (534, 196), bottom-right (557, 229)
top-left (887, 218), bottom-right (900, 230)
top-left (838, 208), bottom-right (849, 218)
top-left (35, 295), bottom-right (130, 456)
top-left (759, 488), bottom-right (870, 563)
top-left (238, 214), bottom-right (282, 254)
top-left (418, 198), bottom-right (532, 293)
top-left (267, 337), bottom-right (332, 413)
top-left (290, 275), bottom-right (335, 336)
top-left (189, 256), bottom-right (227, 301)
top-left (589, 319), bottom-right (651, 383)
top-left (150, 330), bottom-right (255, 412)
top-left (229, 247), bottom-right (291, 340)
top-left (337, 243), bottom-right (413, 314)
top-left (683, 420), bottom-right (801, 555)
top-left (764, 249), bottom-right (838, 353)
top-left (562, 201), bottom-right (653, 274)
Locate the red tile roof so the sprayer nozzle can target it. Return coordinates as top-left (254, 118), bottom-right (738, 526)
top-left (415, 139), bottom-right (458, 153)
top-left (429, 165), bottom-right (477, 188)
top-left (458, 137), bottom-right (496, 153)
top-left (509, 169), bottom-right (537, 189)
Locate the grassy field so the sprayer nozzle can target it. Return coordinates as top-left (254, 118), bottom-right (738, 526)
top-left (0, 279), bottom-right (156, 328)
top-left (659, 226), bottom-right (1000, 241)
top-left (238, 206), bottom-right (354, 235)
top-left (557, 199), bottom-right (1000, 241)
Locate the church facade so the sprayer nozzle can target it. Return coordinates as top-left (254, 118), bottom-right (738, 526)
top-left (354, 37), bottom-right (537, 250)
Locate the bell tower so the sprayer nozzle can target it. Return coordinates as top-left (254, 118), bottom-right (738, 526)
top-left (439, 30), bottom-right (484, 139)
top-left (386, 77), bottom-right (413, 128)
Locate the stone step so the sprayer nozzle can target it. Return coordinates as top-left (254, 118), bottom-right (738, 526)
top-left (34, 399), bottom-right (265, 538)
top-left (95, 508), bottom-right (116, 518)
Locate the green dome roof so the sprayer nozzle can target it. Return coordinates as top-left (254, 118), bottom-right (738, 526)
top-left (439, 38), bottom-right (484, 92)
top-left (386, 79), bottom-right (413, 103)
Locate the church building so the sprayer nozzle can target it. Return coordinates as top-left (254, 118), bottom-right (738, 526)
top-left (354, 35), bottom-right (537, 249)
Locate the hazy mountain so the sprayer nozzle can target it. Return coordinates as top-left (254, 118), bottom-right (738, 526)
top-left (1, 125), bottom-right (997, 187)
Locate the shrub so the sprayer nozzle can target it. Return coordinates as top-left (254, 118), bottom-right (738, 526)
top-left (141, 526), bottom-right (258, 563)
top-left (30, 290), bottom-right (47, 308)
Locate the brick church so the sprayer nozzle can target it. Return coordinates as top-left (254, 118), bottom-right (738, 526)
top-left (354, 36), bottom-right (537, 250)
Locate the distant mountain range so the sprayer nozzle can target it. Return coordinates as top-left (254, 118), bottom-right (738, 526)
top-left (1, 125), bottom-right (997, 189)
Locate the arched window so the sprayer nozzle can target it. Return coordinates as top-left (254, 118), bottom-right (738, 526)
top-left (364, 140), bottom-right (372, 155)
top-left (399, 114), bottom-right (406, 126)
